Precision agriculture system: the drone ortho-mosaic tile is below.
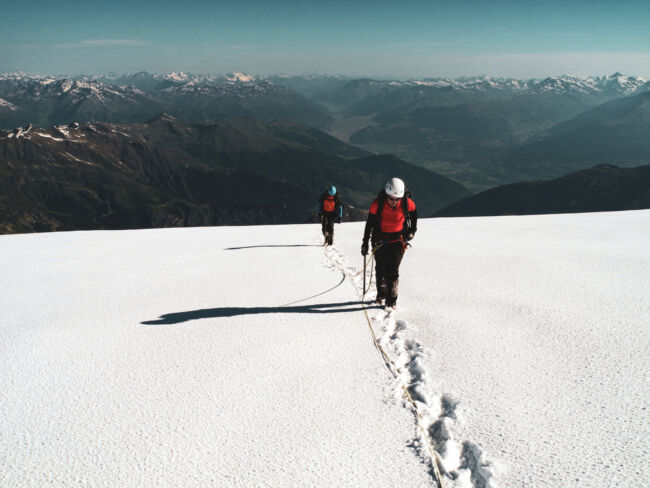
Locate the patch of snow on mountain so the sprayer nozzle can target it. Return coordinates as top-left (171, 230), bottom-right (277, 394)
top-left (54, 126), bottom-right (71, 139)
top-left (0, 71), bottom-right (29, 81)
top-left (8, 124), bottom-right (32, 138)
top-left (62, 151), bottom-right (96, 165)
top-left (226, 72), bottom-right (255, 83)
top-left (0, 98), bottom-right (18, 111)
top-left (166, 71), bottom-right (190, 82)
top-left (33, 131), bottom-right (66, 142)
top-left (60, 80), bottom-right (73, 93)
top-left (125, 86), bottom-right (145, 95)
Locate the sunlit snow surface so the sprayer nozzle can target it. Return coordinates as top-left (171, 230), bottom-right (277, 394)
top-left (1, 210), bottom-right (648, 487)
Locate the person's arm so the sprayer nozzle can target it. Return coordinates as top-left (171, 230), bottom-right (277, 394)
top-left (337, 202), bottom-right (343, 222)
top-left (361, 213), bottom-right (377, 255)
top-left (361, 200), bottom-right (378, 255)
top-left (404, 198), bottom-right (417, 240)
top-left (405, 209), bottom-right (417, 240)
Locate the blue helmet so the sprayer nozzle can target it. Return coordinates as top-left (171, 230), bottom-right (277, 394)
top-left (327, 185), bottom-right (337, 196)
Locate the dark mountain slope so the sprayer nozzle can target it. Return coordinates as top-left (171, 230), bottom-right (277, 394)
top-left (433, 164), bottom-right (650, 217)
top-left (498, 92), bottom-right (650, 182)
top-left (348, 90), bottom-right (620, 189)
top-left (0, 118), bottom-right (469, 233)
top-left (345, 155), bottom-right (471, 212)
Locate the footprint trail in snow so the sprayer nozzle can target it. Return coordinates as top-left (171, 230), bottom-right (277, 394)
top-left (323, 241), bottom-right (499, 488)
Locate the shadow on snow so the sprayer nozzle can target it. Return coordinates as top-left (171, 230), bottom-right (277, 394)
top-left (223, 244), bottom-right (322, 250)
top-left (142, 301), bottom-right (379, 325)
top-left (145, 244), bottom-right (357, 325)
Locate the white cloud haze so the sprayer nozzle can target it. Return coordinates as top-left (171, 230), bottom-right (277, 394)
top-left (57, 39), bottom-right (148, 48)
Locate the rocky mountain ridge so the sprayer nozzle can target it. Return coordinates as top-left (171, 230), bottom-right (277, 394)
top-left (0, 117), bottom-right (469, 233)
top-left (0, 72), bottom-right (332, 130)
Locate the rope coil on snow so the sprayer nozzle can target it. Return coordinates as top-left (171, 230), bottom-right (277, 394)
top-left (325, 240), bottom-right (446, 488)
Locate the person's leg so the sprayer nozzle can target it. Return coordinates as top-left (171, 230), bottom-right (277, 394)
top-left (384, 242), bottom-right (404, 307)
top-left (321, 216), bottom-right (331, 244)
top-left (326, 217), bottom-right (334, 244)
top-left (374, 244), bottom-right (389, 303)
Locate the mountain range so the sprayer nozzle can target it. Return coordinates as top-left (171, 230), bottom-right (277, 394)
top-left (0, 72), bottom-right (332, 131)
top-left (2, 71), bottom-right (650, 232)
top-left (2, 71), bottom-right (649, 192)
top-left (0, 116), bottom-right (469, 233)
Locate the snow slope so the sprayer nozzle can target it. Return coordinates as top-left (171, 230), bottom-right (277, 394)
top-left (1, 210), bottom-right (649, 487)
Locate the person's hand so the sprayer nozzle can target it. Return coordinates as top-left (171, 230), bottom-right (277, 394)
top-left (404, 232), bottom-right (414, 241)
top-left (361, 242), bottom-right (369, 256)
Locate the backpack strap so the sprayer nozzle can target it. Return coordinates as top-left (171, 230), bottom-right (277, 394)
top-left (402, 190), bottom-right (412, 233)
top-left (375, 189), bottom-right (387, 222)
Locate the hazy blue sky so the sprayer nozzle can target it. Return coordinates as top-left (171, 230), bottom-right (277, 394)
top-left (2, 0), bottom-right (649, 78)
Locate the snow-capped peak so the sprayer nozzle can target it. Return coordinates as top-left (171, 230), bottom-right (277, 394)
top-left (165, 72), bottom-right (190, 82)
top-left (226, 72), bottom-right (255, 83)
top-left (60, 80), bottom-right (73, 93)
top-left (595, 72), bottom-right (648, 94)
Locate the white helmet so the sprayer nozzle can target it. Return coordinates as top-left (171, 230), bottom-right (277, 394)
top-left (385, 177), bottom-right (405, 198)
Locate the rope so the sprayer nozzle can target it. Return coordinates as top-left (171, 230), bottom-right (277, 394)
top-left (279, 271), bottom-right (346, 307)
top-left (332, 242), bottom-right (447, 488)
top-left (362, 242), bottom-right (382, 295)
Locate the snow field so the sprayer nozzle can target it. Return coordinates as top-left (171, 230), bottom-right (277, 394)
top-left (332, 210), bottom-right (650, 487)
top-left (324, 244), bottom-right (492, 487)
top-left (1, 226), bottom-right (435, 487)
top-left (2, 209), bottom-right (648, 487)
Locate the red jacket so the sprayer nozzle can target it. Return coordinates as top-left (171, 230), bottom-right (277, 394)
top-left (369, 197), bottom-right (416, 233)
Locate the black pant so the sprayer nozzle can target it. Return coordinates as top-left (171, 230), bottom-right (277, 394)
top-left (321, 214), bottom-right (335, 244)
top-left (374, 240), bottom-right (404, 301)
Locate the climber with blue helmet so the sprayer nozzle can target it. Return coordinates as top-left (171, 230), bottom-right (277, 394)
top-left (318, 185), bottom-right (343, 246)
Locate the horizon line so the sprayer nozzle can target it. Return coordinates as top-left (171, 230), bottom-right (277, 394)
top-left (0, 70), bottom-right (645, 82)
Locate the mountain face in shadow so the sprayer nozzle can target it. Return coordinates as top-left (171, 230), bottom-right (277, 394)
top-left (349, 91), bottom-right (608, 158)
top-left (0, 117), bottom-right (469, 233)
top-left (433, 164), bottom-right (650, 217)
top-left (496, 92), bottom-right (650, 183)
